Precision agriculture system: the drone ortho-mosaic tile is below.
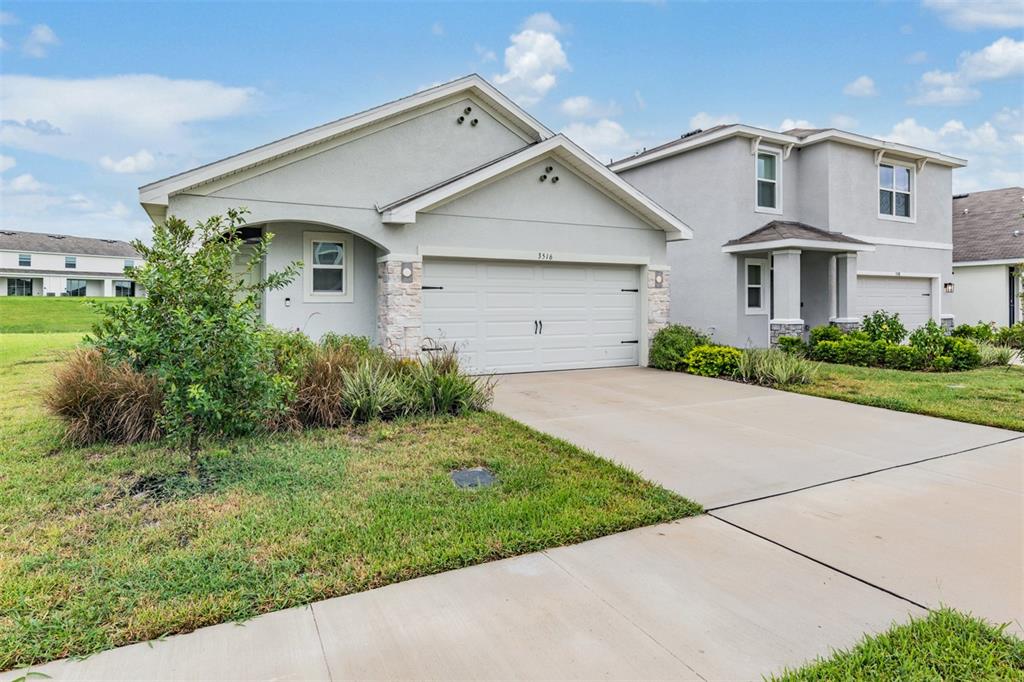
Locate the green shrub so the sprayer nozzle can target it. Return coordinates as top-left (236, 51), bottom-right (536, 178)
top-left (735, 348), bottom-right (819, 386)
top-left (845, 329), bottom-right (871, 343)
top-left (809, 324), bottom-right (844, 346)
top-left (977, 342), bottom-right (1018, 367)
top-left (835, 338), bottom-right (876, 366)
top-left (649, 325), bottom-right (711, 371)
top-left (87, 209), bottom-right (300, 461)
top-left (405, 345), bottom-right (494, 416)
top-left (951, 321), bottom-right (995, 342)
top-left (46, 348), bottom-right (163, 445)
top-left (883, 344), bottom-right (925, 371)
top-left (810, 340), bottom-right (842, 363)
top-left (861, 310), bottom-right (908, 344)
top-left (320, 332), bottom-right (372, 354)
top-left (932, 355), bottom-right (954, 372)
top-left (261, 327), bottom-right (317, 382)
top-left (909, 319), bottom-right (947, 361)
top-left (944, 337), bottom-right (981, 371)
top-left (776, 336), bottom-right (808, 356)
top-left (996, 322), bottom-right (1024, 349)
top-left (683, 345), bottom-right (742, 377)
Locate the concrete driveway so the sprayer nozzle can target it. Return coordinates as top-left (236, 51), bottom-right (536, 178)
top-left (496, 367), bottom-right (1024, 634)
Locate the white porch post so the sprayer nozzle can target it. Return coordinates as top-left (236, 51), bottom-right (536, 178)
top-left (769, 248), bottom-right (803, 346)
top-left (103, 279), bottom-right (113, 297)
top-left (833, 252), bottom-right (860, 332)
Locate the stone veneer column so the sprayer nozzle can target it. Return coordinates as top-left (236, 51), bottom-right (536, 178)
top-left (769, 249), bottom-right (804, 347)
top-left (647, 268), bottom-right (670, 344)
top-left (376, 258), bottom-right (422, 358)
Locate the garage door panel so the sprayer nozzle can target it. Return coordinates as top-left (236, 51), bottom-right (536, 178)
top-left (857, 276), bottom-right (932, 328)
top-left (421, 258), bottom-right (640, 374)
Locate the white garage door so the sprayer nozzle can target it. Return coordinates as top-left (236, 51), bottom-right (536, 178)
top-left (857, 276), bottom-right (933, 328)
top-left (422, 258), bottom-right (641, 374)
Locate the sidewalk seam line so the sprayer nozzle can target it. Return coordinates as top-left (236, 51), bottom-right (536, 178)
top-left (706, 434), bottom-right (1024, 512)
top-left (708, 513), bottom-right (930, 611)
top-left (540, 551), bottom-right (710, 682)
top-left (309, 604), bottom-right (335, 682)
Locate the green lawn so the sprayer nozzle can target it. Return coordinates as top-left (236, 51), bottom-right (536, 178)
top-left (787, 363), bottom-right (1024, 432)
top-left (0, 332), bottom-right (701, 670)
top-left (0, 297), bottom-right (127, 333)
top-left (774, 609), bottom-right (1024, 681)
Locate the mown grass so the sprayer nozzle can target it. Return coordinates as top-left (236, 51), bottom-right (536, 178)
top-left (786, 363), bottom-right (1024, 432)
top-left (773, 608), bottom-right (1024, 681)
top-left (0, 332), bottom-right (701, 671)
top-left (0, 297), bottom-right (126, 333)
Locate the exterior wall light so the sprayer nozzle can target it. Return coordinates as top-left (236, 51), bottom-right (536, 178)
top-left (944, 282), bottom-right (954, 294)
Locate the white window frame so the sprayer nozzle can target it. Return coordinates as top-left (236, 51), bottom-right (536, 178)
top-left (878, 160), bottom-right (916, 224)
top-left (65, 255), bottom-right (77, 269)
top-left (18, 254), bottom-right (31, 267)
top-left (303, 231), bottom-right (354, 303)
top-left (744, 257), bottom-right (770, 315)
top-left (754, 147), bottom-right (783, 215)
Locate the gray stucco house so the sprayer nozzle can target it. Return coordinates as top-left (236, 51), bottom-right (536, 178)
top-left (611, 125), bottom-right (966, 347)
top-left (138, 75), bottom-right (690, 374)
top-left (0, 230), bottom-right (142, 297)
top-left (951, 187), bottom-right (1023, 327)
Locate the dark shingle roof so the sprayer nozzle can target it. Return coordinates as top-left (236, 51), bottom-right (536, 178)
top-left (609, 124), bottom-right (732, 165)
top-left (952, 187), bottom-right (1024, 263)
top-left (724, 220), bottom-right (872, 247)
top-left (0, 230), bottom-right (140, 258)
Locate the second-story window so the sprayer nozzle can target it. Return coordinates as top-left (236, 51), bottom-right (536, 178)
top-left (124, 258), bottom-right (135, 270)
top-left (65, 255), bottom-right (77, 269)
top-left (18, 254), bottom-right (31, 266)
top-left (879, 163), bottom-right (912, 219)
top-left (756, 151), bottom-right (780, 211)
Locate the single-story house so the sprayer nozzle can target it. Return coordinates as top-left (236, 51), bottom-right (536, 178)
top-left (0, 230), bottom-right (142, 297)
top-left (952, 187), bottom-right (1023, 326)
top-left (610, 125), bottom-right (966, 346)
top-left (138, 75), bottom-right (691, 374)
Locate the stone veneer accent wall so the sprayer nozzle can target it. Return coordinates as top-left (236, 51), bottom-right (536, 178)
top-left (647, 269), bottom-right (670, 343)
top-left (376, 259), bottom-right (422, 358)
top-left (833, 320), bottom-right (861, 333)
top-left (770, 322), bottom-right (805, 347)
top-left (941, 316), bottom-right (954, 333)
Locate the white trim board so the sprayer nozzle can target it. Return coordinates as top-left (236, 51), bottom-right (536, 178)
top-left (722, 238), bottom-right (875, 254)
top-left (843, 235), bottom-right (953, 250)
top-left (418, 245), bottom-right (651, 266)
top-left (858, 270), bottom-right (941, 279)
top-left (954, 258), bottom-right (1023, 267)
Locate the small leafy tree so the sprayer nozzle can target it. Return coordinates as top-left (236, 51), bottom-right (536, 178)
top-left (861, 310), bottom-right (908, 345)
top-left (90, 209), bottom-right (299, 471)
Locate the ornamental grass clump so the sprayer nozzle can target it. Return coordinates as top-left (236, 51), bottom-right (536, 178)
top-left (977, 341), bottom-right (1019, 367)
top-left (735, 348), bottom-right (819, 387)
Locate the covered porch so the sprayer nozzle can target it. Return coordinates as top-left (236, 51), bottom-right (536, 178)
top-left (723, 221), bottom-right (876, 346)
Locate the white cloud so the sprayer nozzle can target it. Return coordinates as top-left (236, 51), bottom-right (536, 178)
top-left (906, 50), bottom-right (928, 64)
top-left (780, 118), bottom-right (814, 131)
top-left (493, 13), bottom-right (569, 106)
top-left (830, 114), bottom-right (859, 129)
top-left (843, 75), bottom-right (878, 97)
top-left (633, 90), bottom-right (646, 111)
top-left (0, 173), bottom-right (43, 192)
top-left (474, 43), bottom-right (496, 62)
top-left (431, 21), bottom-right (444, 36)
top-left (688, 112), bottom-right (737, 130)
top-left (22, 23), bottom-right (58, 58)
top-left (911, 37), bottom-right (1024, 105)
top-left (0, 11), bottom-right (17, 25)
top-left (879, 109), bottom-right (1024, 191)
top-left (559, 95), bottom-right (621, 119)
top-left (561, 119), bottom-right (641, 163)
top-left (923, 0), bottom-right (1024, 30)
top-left (99, 149), bottom-right (156, 174)
top-left (0, 154), bottom-right (14, 172)
top-left (0, 74), bottom-right (257, 167)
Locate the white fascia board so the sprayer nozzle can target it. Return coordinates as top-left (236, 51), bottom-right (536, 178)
top-left (954, 258), bottom-right (1023, 267)
top-left (843, 234), bottom-right (953, 251)
top-left (722, 238), bottom-right (876, 254)
top-left (799, 130), bottom-right (967, 168)
top-left (138, 74), bottom-right (553, 208)
top-left (383, 134), bottom-right (693, 240)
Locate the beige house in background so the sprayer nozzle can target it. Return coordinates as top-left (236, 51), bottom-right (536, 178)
top-left (0, 230), bottom-right (142, 297)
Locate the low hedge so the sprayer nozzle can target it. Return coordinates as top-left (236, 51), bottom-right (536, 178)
top-left (649, 324), bottom-right (711, 371)
top-left (683, 345), bottom-right (742, 377)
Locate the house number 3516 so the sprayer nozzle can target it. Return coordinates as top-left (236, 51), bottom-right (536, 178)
top-left (537, 252), bottom-right (553, 261)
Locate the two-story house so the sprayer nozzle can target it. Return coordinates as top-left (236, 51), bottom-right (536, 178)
top-left (0, 230), bottom-right (143, 297)
top-left (611, 125), bottom-right (966, 347)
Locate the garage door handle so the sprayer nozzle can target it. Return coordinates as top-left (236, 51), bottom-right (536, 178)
top-left (539, 320), bottom-right (543, 334)
top-left (621, 288), bottom-right (639, 292)
top-left (621, 339), bottom-right (639, 344)
top-left (534, 320), bottom-right (539, 334)
top-left (422, 285), bottom-right (444, 290)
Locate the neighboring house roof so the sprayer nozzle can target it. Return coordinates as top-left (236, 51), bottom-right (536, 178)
top-left (377, 134), bottom-right (693, 241)
top-left (609, 124), bottom-right (967, 172)
top-left (0, 230), bottom-right (140, 258)
top-left (952, 187), bottom-right (1024, 264)
top-left (722, 220), bottom-right (874, 254)
top-left (1, 269), bottom-right (131, 278)
top-left (138, 74), bottom-right (554, 214)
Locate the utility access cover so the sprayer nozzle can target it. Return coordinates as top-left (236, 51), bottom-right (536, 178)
top-left (450, 467), bottom-right (497, 489)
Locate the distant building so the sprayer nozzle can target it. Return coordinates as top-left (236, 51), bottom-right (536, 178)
top-left (952, 188), bottom-right (1023, 327)
top-left (0, 230), bottom-right (143, 297)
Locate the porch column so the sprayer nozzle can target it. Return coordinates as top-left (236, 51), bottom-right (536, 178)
top-left (376, 255), bottom-right (423, 358)
top-left (833, 252), bottom-right (860, 333)
top-left (770, 248), bottom-right (803, 346)
top-left (103, 279), bottom-right (114, 297)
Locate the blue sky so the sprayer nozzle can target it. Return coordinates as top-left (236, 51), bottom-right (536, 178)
top-left (1, 1), bottom-right (1021, 242)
